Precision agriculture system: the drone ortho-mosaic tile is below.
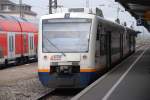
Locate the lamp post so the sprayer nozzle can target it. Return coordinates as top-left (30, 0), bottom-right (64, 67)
top-left (49, 0), bottom-right (57, 14)
top-left (19, 0), bottom-right (22, 18)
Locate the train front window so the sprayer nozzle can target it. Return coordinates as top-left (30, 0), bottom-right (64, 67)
top-left (42, 18), bottom-right (91, 53)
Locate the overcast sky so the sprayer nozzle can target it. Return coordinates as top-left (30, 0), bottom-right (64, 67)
top-left (11, 0), bottom-right (149, 33)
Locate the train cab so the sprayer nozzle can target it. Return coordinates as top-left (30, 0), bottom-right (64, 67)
top-left (38, 8), bottom-right (138, 88)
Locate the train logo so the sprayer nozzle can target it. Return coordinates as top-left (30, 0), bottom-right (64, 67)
top-left (50, 55), bottom-right (62, 61)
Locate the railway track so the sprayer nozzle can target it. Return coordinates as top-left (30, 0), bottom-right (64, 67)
top-left (36, 89), bottom-right (55, 100)
top-left (0, 59), bottom-right (37, 70)
top-left (37, 88), bottom-right (82, 100)
top-left (0, 62), bottom-right (81, 100)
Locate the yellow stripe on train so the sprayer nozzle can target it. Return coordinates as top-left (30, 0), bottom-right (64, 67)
top-left (80, 68), bottom-right (96, 72)
top-left (38, 69), bottom-right (50, 72)
top-left (38, 68), bottom-right (97, 73)
top-left (38, 68), bottom-right (96, 72)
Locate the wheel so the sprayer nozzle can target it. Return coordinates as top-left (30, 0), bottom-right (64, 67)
top-left (16, 58), bottom-right (21, 65)
top-left (25, 56), bottom-right (29, 63)
top-left (4, 59), bottom-right (8, 67)
top-left (0, 64), bottom-right (4, 69)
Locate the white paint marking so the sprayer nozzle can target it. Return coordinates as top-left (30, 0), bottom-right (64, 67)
top-left (102, 47), bottom-right (148, 100)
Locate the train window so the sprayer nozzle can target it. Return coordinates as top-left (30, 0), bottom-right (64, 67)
top-left (31, 37), bottom-right (32, 49)
top-left (9, 37), bottom-right (11, 52)
top-left (42, 18), bottom-right (91, 53)
top-left (23, 35), bottom-right (27, 51)
top-left (100, 34), bottom-right (106, 56)
top-left (97, 30), bottom-right (100, 40)
top-left (12, 36), bottom-right (14, 52)
top-left (9, 36), bottom-right (14, 52)
top-left (0, 46), bottom-right (3, 58)
top-left (30, 37), bottom-right (32, 49)
top-left (0, 15), bottom-right (13, 20)
top-left (96, 24), bottom-right (101, 40)
top-left (9, 16), bottom-right (28, 22)
top-left (30, 36), bottom-right (34, 50)
top-left (29, 37), bottom-right (31, 49)
top-left (0, 15), bottom-right (7, 20)
top-left (32, 37), bottom-right (33, 49)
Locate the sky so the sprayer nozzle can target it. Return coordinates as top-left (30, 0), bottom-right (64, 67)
top-left (11, 0), bottom-right (149, 33)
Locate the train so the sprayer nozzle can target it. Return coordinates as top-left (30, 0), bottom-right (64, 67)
top-left (38, 8), bottom-right (138, 88)
top-left (0, 15), bottom-right (38, 68)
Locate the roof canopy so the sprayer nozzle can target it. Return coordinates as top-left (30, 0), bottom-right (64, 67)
top-left (116, 0), bottom-right (150, 32)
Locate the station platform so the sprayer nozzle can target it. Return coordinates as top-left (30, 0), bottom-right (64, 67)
top-left (72, 46), bottom-right (150, 100)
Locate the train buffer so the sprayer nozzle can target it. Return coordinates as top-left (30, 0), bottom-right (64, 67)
top-left (72, 46), bottom-right (150, 100)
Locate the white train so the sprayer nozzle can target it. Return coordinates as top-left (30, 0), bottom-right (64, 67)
top-left (38, 8), bottom-right (138, 88)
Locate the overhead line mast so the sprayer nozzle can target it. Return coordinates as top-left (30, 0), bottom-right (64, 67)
top-left (49, 0), bottom-right (57, 14)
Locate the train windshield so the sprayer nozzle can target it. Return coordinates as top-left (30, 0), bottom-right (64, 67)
top-left (42, 18), bottom-right (92, 53)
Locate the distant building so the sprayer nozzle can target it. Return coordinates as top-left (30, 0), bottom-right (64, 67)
top-left (0, 0), bottom-right (37, 19)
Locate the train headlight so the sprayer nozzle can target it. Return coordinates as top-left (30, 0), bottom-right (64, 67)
top-left (83, 55), bottom-right (87, 60)
top-left (43, 55), bottom-right (48, 60)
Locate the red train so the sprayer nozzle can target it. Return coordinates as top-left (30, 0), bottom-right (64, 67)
top-left (0, 15), bottom-right (38, 67)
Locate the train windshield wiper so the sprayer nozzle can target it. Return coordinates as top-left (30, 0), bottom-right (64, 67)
top-left (43, 36), bottom-right (66, 56)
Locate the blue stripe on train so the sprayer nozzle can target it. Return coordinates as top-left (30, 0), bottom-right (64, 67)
top-left (80, 72), bottom-right (98, 87)
top-left (38, 72), bottom-right (98, 88)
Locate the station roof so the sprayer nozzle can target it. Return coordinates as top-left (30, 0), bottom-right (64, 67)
top-left (116, 0), bottom-right (150, 32)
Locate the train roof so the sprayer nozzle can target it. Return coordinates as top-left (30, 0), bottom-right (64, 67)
top-left (96, 16), bottom-right (139, 35)
top-left (0, 15), bottom-right (37, 33)
top-left (0, 17), bottom-right (20, 32)
top-left (41, 13), bottom-right (138, 35)
top-left (41, 13), bottom-right (96, 20)
top-left (20, 22), bottom-right (38, 33)
top-left (0, 15), bottom-right (27, 22)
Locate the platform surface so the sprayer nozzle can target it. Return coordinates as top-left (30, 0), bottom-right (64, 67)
top-left (72, 46), bottom-right (150, 100)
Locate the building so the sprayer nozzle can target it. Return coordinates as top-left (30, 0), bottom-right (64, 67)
top-left (0, 0), bottom-right (37, 19)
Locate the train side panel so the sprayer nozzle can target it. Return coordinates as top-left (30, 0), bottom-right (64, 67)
top-left (38, 13), bottom-right (138, 88)
top-left (15, 33), bottom-right (22, 56)
top-left (22, 33), bottom-right (29, 56)
top-left (0, 33), bottom-right (7, 64)
top-left (0, 15), bottom-right (38, 67)
top-left (0, 33), bottom-right (8, 57)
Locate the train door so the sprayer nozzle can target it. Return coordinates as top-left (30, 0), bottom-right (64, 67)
top-left (99, 34), bottom-right (107, 68)
top-left (130, 34), bottom-right (136, 52)
top-left (120, 33), bottom-right (123, 59)
top-left (95, 24), bottom-right (101, 67)
top-left (133, 35), bottom-right (136, 51)
top-left (23, 33), bottom-right (28, 54)
top-left (99, 28), bottom-right (111, 69)
top-left (8, 32), bottom-right (15, 59)
top-left (105, 31), bottom-right (111, 68)
top-left (129, 34), bottom-right (132, 53)
top-left (28, 33), bottom-right (34, 56)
